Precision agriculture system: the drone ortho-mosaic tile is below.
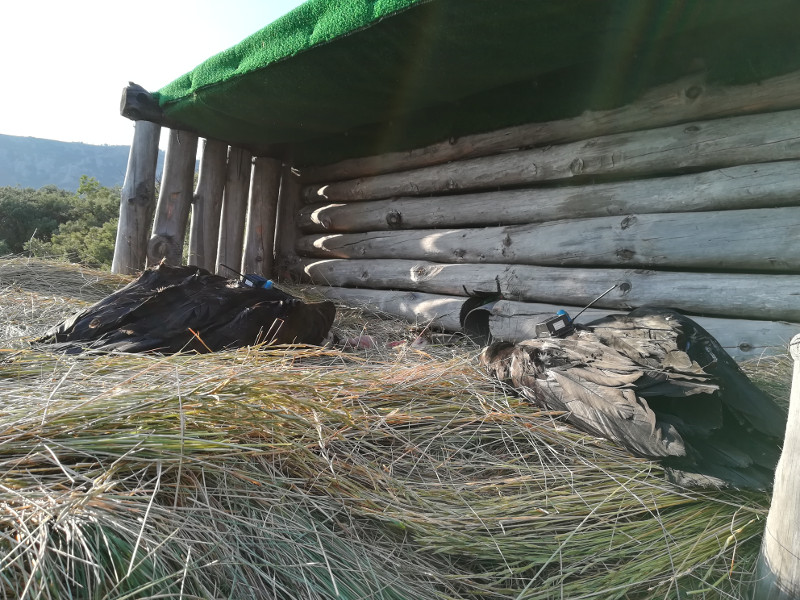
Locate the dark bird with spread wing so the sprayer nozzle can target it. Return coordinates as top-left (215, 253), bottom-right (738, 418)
top-left (480, 307), bottom-right (787, 488)
top-left (37, 263), bottom-right (336, 353)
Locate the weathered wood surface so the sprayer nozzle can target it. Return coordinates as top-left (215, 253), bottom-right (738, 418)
top-left (302, 69), bottom-right (800, 183)
top-left (112, 120), bottom-right (161, 275)
top-left (316, 287), bottom-right (797, 361)
top-left (120, 82), bottom-right (164, 124)
top-left (297, 206), bottom-right (800, 272)
top-left (188, 138), bottom-right (228, 271)
top-left (146, 129), bottom-right (198, 267)
top-left (304, 109), bottom-right (800, 203)
top-left (299, 160), bottom-right (800, 233)
top-left (755, 334), bottom-right (800, 600)
top-left (243, 157), bottom-right (282, 277)
top-left (489, 300), bottom-right (799, 361)
top-left (318, 287), bottom-right (463, 332)
top-left (273, 164), bottom-right (303, 281)
top-left (295, 258), bottom-right (800, 322)
top-left (216, 147), bottom-right (252, 274)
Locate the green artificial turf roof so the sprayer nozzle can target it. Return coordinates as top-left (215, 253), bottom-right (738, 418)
top-left (154, 0), bottom-right (800, 166)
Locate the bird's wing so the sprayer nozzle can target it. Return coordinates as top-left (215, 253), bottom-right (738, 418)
top-left (505, 339), bottom-right (686, 458)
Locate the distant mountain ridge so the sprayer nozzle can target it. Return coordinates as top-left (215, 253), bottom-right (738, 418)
top-left (0, 134), bottom-right (165, 192)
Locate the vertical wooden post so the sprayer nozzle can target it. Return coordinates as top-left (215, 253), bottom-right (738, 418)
top-left (242, 157), bottom-right (282, 277)
top-left (112, 120), bottom-right (161, 274)
top-left (188, 138), bottom-right (228, 271)
top-left (215, 146), bottom-right (252, 274)
top-left (755, 333), bottom-right (800, 599)
top-left (146, 129), bottom-right (198, 267)
top-left (273, 163), bottom-right (303, 281)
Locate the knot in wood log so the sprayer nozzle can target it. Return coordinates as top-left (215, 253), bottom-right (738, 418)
top-left (684, 85), bottom-right (703, 100)
top-left (386, 210), bottom-right (403, 229)
top-left (569, 158), bottom-right (584, 175)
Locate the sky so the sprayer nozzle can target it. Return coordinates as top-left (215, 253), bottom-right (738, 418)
top-left (0, 0), bottom-right (307, 148)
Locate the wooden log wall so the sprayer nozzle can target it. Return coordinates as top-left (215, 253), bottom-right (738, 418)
top-left (112, 120), bottom-right (161, 275)
top-left (114, 127), bottom-right (283, 278)
top-left (216, 146), bottom-right (253, 275)
top-left (286, 69), bottom-right (800, 358)
top-left (147, 129), bottom-right (198, 267)
top-left (188, 138), bottom-right (228, 271)
top-left (243, 157), bottom-right (282, 277)
top-left (756, 334), bottom-right (800, 599)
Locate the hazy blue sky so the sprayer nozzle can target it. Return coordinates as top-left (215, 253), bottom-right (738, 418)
top-left (0, 0), bottom-right (306, 147)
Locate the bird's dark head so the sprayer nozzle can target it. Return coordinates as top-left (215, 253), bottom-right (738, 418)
top-left (479, 341), bottom-right (516, 381)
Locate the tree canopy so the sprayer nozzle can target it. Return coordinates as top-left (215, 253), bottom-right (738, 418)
top-left (0, 176), bottom-right (121, 268)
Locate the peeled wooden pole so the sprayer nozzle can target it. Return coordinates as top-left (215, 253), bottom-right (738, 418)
top-left (755, 334), bottom-right (800, 599)
top-left (242, 157), bottom-right (282, 277)
top-left (298, 206), bottom-right (800, 272)
top-left (295, 258), bottom-right (800, 322)
top-left (318, 287), bottom-right (464, 332)
top-left (112, 120), bottom-right (161, 274)
top-left (188, 139), bottom-right (228, 271)
top-left (316, 287), bottom-right (797, 361)
top-left (302, 69), bottom-right (800, 183)
top-left (146, 129), bottom-right (198, 267)
top-left (273, 163), bottom-right (303, 281)
top-left (215, 147), bottom-right (252, 274)
top-left (304, 109), bottom-right (800, 203)
top-left (299, 160), bottom-right (800, 234)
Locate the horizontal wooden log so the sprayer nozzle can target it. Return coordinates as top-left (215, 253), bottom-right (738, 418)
top-left (295, 258), bottom-right (800, 322)
top-left (488, 300), bottom-right (798, 361)
top-left (315, 287), bottom-right (796, 361)
top-left (302, 69), bottom-right (800, 183)
top-left (304, 109), bottom-right (800, 203)
top-left (120, 82), bottom-right (163, 123)
top-left (316, 287), bottom-right (463, 332)
top-left (297, 206), bottom-right (800, 272)
top-left (299, 160), bottom-right (800, 233)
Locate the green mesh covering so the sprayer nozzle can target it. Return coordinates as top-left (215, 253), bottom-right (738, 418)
top-left (155, 0), bottom-right (800, 166)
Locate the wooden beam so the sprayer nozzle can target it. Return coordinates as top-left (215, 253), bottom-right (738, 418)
top-left (299, 160), bottom-right (800, 233)
top-left (120, 82), bottom-right (164, 123)
top-left (297, 206), bottom-right (800, 272)
top-left (304, 109), bottom-right (800, 203)
top-left (295, 258), bottom-right (800, 322)
top-left (317, 287), bottom-right (463, 332)
top-left (146, 129), bottom-right (198, 267)
top-left (315, 287), bottom-right (797, 361)
top-left (243, 157), bottom-right (282, 277)
top-left (756, 334), bottom-right (800, 599)
top-left (302, 69), bottom-right (800, 183)
top-left (112, 120), bottom-right (161, 275)
top-left (188, 138), bottom-right (228, 271)
top-left (488, 300), bottom-right (798, 362)
top-left (273, 163), bottom-right (303, 281)
top-left (215, 147), bottom-right (252, 274)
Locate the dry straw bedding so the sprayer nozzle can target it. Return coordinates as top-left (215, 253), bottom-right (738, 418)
top-left (0, 257), bottom-right (791, 599)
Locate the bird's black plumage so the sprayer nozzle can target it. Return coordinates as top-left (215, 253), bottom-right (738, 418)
top-left (480, 307), bottom-right (787, 488)
top-left (37, 264), bottom-right (336, 353)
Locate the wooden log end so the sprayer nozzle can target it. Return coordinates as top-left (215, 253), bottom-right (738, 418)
top-left (121, 83), bottom-right (165, 123)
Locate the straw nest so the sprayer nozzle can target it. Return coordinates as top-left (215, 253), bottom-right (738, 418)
top-left (0, 257), bottom-right (791, 599)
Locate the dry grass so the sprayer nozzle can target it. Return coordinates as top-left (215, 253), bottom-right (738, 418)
top-left (0, 258), bottom-right (791, 599)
